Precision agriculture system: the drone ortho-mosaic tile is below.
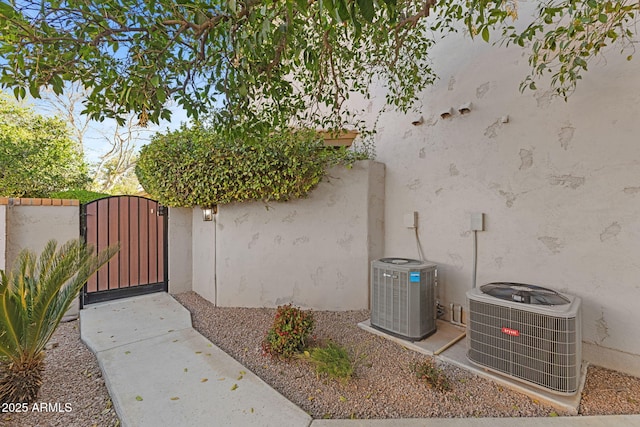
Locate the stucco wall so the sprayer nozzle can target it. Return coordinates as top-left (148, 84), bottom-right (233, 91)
top-left (213, 160), bottom-right (385, 310)
top-left (6, 205), bottom-right (79, 267)
top-left (352, 15), bottom-right (640, 375)
top-left (5, 202), bottom-right (80, 319)
top-left (168, 207), bottom-right (193, 294)
top-left (192, 208), bottom-right (216, 304)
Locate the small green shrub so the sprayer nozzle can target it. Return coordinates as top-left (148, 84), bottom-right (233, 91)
top-left (262, 304), bottom-right (315, 359)
top-left (305, 341), bottom-right (354, 383)
top-left (49, 189), bottom-right (110, 204)
top-left (411, 358), bottom-right (451, 392)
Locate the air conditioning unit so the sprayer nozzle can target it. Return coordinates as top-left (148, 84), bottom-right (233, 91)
top-left (467, 282), bottom-right (582, 395)
top-left (370, 258), bottom-right (437, 341)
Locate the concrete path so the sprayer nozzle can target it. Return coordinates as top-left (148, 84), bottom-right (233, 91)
top-left (80, 293), bottom-right (312, 427)
top-left (80, 293), bottom-right (640, 427)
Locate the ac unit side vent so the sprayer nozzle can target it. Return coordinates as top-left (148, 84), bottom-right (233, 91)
top-left (467, 287), bottom-right (582, 395)
top-left (370, 259), bottom-right (437, 341)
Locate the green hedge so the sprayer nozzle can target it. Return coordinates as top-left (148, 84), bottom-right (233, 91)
top-left (135, 125), bottom-right (365, 207)
top-left (49, 189), bottom-right (110, 204)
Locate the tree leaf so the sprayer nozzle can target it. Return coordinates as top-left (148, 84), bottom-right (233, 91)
top-left (481, 26), bottom-right (490, 42)
top-left (0, 1), bottom-right (15, 16)
top-left (357, 0), bottom-right (375, 22)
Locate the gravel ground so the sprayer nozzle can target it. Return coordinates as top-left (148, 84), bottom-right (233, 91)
top-left (1, 321), bottom-right (120, 427)
top-left (173, 292), bottom-right (640, 419)
top-left (3, 292), bottom-right (639, 426)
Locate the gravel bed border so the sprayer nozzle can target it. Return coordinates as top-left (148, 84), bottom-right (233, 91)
top-left (3, 291), bottom-right (639, 426)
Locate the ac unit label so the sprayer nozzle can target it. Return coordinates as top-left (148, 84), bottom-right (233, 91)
top-left (409, 272), bottom-right (421, 283)
top-left (501, 327), bottom-right (520, 337)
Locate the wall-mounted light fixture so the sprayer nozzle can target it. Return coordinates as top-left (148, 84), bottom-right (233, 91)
top-left (202, 205), bottom-right (217, 221)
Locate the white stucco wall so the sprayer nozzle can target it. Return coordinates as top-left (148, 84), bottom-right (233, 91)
top-left (168, 207), bottom-right (193, 294)
top-left (192, 208), bottom-right (216, 304)
top-left (6, 205), bottom-right (79, 266)
top-left (352, 15), bottom-right (640, 375)
top-left (6, 204), bottom-right (80, 319)
top-left (213, 160), bottom-right (385, 310)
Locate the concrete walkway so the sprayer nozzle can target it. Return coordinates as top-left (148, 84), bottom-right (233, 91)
top-left (80, 293), bottom-right (640, 427)
top-left (80, 293), bottom-right (311, 427)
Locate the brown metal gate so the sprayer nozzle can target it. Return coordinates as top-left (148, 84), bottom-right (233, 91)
top-left (80, 196), bottom-right (168, 306)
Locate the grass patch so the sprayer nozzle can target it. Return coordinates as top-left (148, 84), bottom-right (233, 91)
top-left (305, 341), bottom-right (354, 383)
top-left (410, 358), bottom-right (451, 392)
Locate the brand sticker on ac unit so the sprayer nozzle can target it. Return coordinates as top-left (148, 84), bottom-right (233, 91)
top-left (409, 272), bottom-right (421, 283)
top-left (501, 327), bottom-right (520, 337)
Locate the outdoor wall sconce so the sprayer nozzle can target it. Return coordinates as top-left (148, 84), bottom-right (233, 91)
top-left (202, 206), bottom-right (217, 221)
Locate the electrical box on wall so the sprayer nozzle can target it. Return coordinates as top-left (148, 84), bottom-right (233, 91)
top-left (471, 212), bottom-right (484, 231)
top-left (404, 212), bottom-right (418, 228)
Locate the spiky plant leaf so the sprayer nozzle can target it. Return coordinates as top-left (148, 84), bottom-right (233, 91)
top-left (0, 239), bottom-right (118, 403)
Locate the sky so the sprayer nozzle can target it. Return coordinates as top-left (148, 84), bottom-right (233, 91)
top-left (27, 93), bottom-right (190, 164)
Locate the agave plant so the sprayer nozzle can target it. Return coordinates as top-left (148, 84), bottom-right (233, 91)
top-left (0, 239), bottom-right (118, 404)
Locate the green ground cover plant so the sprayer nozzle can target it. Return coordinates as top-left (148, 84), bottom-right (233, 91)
top-left (304, 341), bottom-right (354, 384)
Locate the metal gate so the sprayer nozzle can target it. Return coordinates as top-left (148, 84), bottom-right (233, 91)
top-left (80, 196), bottom-right (168, 306)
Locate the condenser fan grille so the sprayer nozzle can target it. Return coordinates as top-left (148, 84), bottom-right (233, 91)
top-left (371, 268), bottom-right (410, 334)
top-left (370, 259), bottom-right (437, 341)
top-left (468, 299), bottom-right (579, 394)
top-left (481, 282), bottom-right (570, 305)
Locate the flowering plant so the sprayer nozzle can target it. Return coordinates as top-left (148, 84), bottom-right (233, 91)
top-left (262, 304), bottom-right (315, 359)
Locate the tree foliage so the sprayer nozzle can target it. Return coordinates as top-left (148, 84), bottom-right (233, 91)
top-left (461, 0), bottom-right (639, 97)
top-left (0, 93), bottom-right (89, 198)
top-left (0, 0), bottom-right (442, 131)
top-left (38, 84), bottom-right (145, 195)
top-left (89, 117), bottom-right (142, 195)
top-left (0, 0), bottom-right (637, 133)
top-left (136, 124), bottom-right (366, 207)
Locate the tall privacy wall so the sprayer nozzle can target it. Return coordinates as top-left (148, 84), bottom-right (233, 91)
top-left (167, 207), bottom-right (194, 295)
top-left (207, 160), bottom-right (385, 310)
top-left (0, 198), bottom-right (80, 319)
top-left (350, 3), bottom-right (640, 376)
top-left (0, 198), bottom-right (80, 268)
top-left (0, 198), bottom-right (192, 313)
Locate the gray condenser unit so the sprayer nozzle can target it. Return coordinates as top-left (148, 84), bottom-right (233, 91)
top-left (370, 258), bottom-right (437, 341)
top-left (467, 283), bottom-right (582, 395)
